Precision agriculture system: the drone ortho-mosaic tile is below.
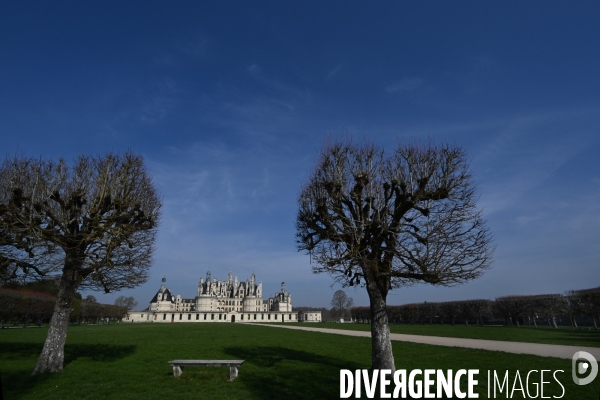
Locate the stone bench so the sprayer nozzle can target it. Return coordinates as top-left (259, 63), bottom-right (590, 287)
top-left (167, 360), bottom-right (244, 381)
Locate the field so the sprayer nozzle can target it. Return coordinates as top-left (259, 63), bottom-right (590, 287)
top-left (286, 322), bottom-right (600, 348)
top-left (1, 322), bottom-right (598, 399)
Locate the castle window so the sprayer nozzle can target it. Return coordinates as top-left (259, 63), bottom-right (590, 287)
top-left (289, 314), bottom-right (292, 320)
top-left (196, 314), bottom-right (199, 320)
top-left (261, 314), bottom-right (264, 320)
top-left (188, 314), bottom-right (191, 320)
top-left (211, 314), bottom-right (214, 320)
top-left (219, 314), bottom-right (222, 320)
top-left (254, 314), bottom-right (257, 320)
top-left (163, 314), bottom-right (166, 320)
top-left (268, 314), bottom-right (271, 320)
top-left (204, 314), bottom-right (207, 320)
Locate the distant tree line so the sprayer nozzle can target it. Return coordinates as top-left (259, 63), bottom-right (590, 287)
top-left (350, 286), bottom-right (600, 329)
top-left (0, 286), bottom-right (130, 328)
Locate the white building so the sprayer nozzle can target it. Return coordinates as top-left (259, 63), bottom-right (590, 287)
top-left (126, 270), bottom-right (320, 323)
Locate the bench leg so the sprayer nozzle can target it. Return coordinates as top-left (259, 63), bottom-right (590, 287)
top-left (173, 365), bottom-right (183, 377)
top-left (229, 366), bottom-right (238, 381)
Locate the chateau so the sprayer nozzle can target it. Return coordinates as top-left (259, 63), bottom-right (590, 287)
top-left (126, 270), bottom-right (321, 323)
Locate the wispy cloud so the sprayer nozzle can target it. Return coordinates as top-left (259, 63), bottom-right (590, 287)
top-left (177, 35), bottom-right (209, 58)
top-left (385, 77), bottom-right (423, 93)
top-left (473, 108), bottom-right (600, 216)
top-left (326, 63), bottom-right (343, 79)
top-left (247, 63), bottom-right (261, 75)
top-left (245, 63), bottom-right (307, 98)
top-left (139, 94), bottom-right (175, 123)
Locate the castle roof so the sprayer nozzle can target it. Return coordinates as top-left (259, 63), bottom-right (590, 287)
top-left (150, 286), bottom-right (175, 303)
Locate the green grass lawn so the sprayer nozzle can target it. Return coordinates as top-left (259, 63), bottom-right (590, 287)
top-left (0, 323), bottom-right (598, 399)
top-left (284, 322), bottom-right (600, 348)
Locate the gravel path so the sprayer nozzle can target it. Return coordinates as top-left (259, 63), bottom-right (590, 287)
top-left (248, 323), bottom-right (600, 360)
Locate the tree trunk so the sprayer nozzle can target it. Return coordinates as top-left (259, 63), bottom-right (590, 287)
top-left (366, 279), bottom-right (395, 371)
top-left (32, 264), bottom-right (81, 375)
top-left (570, 316), bottom-right (578, 329)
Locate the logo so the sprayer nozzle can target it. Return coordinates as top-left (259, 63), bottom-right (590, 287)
top-left (572, 351), bottom-right (598, 386)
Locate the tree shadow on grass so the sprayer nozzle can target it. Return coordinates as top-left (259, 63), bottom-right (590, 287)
top-left (0, 342), bottom-right (136, 399)
top-left (0, 342), bottom-right (136, 364)
top-left (223, 346), bottom-right (462, 400)
top-left (224, 346), bottom-right (362, 400)
top-left (64, 343), bottom-right (137, 364)
top-left (550, 329), bottom-right (600, 347)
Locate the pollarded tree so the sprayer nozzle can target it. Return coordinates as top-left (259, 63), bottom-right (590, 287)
top-left (494, 296), bottom-right (532, 327)
top-left (573, 287), bottom-right (600, 329)
top-left (419, 302), bottom-right (438, 325)
top-left (536, 294), bottom-right (566, 328)
top-left (439, 301), bottom-right (460, 325)
top-left (399, 304), bottom-right (419, 324)
top-left (296, 139), bottom-right (493, 370)
top-left (0, 151), bottom-right (161, 374)
top-left (330, 290), bottom-right (354, 320)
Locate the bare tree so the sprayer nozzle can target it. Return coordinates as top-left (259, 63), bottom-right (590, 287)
top-left (0, 151), bottom-right (161, 374)
top-left (535, 294), bottom-right (566, 328)
top-left (399, 304), bottom-right (419, 324)
top-left (565, 291), bottom-right (583, 329)
top-left (84, 295), bottom-right (97, 303)
top-left (572, 287), bottom-right (600, 329)
top-left (419, 302), bottom-right (438, 324)
top-left (296, 139), bottom-right (493, 370)
top-left (494, 296), bottom-right (532, 327)
top-left (351, 306), bottom-right (370, 324)
top-left (114, 295), bottom-right (138, 310)
top-left (330, 290), bottom-right (354, 320)
top-left (439, 301), bottom-right (460, 325)
top-left (468, 299), bottom-right (492, 326)
top-left (457, 300), bottom-right (475, 326)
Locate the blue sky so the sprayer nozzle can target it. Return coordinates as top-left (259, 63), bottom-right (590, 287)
top-left (1, 2), bottom-right (599, 308)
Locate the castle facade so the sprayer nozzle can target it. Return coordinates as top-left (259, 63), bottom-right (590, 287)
top-left (126, 270), bottom-right (321, 323)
